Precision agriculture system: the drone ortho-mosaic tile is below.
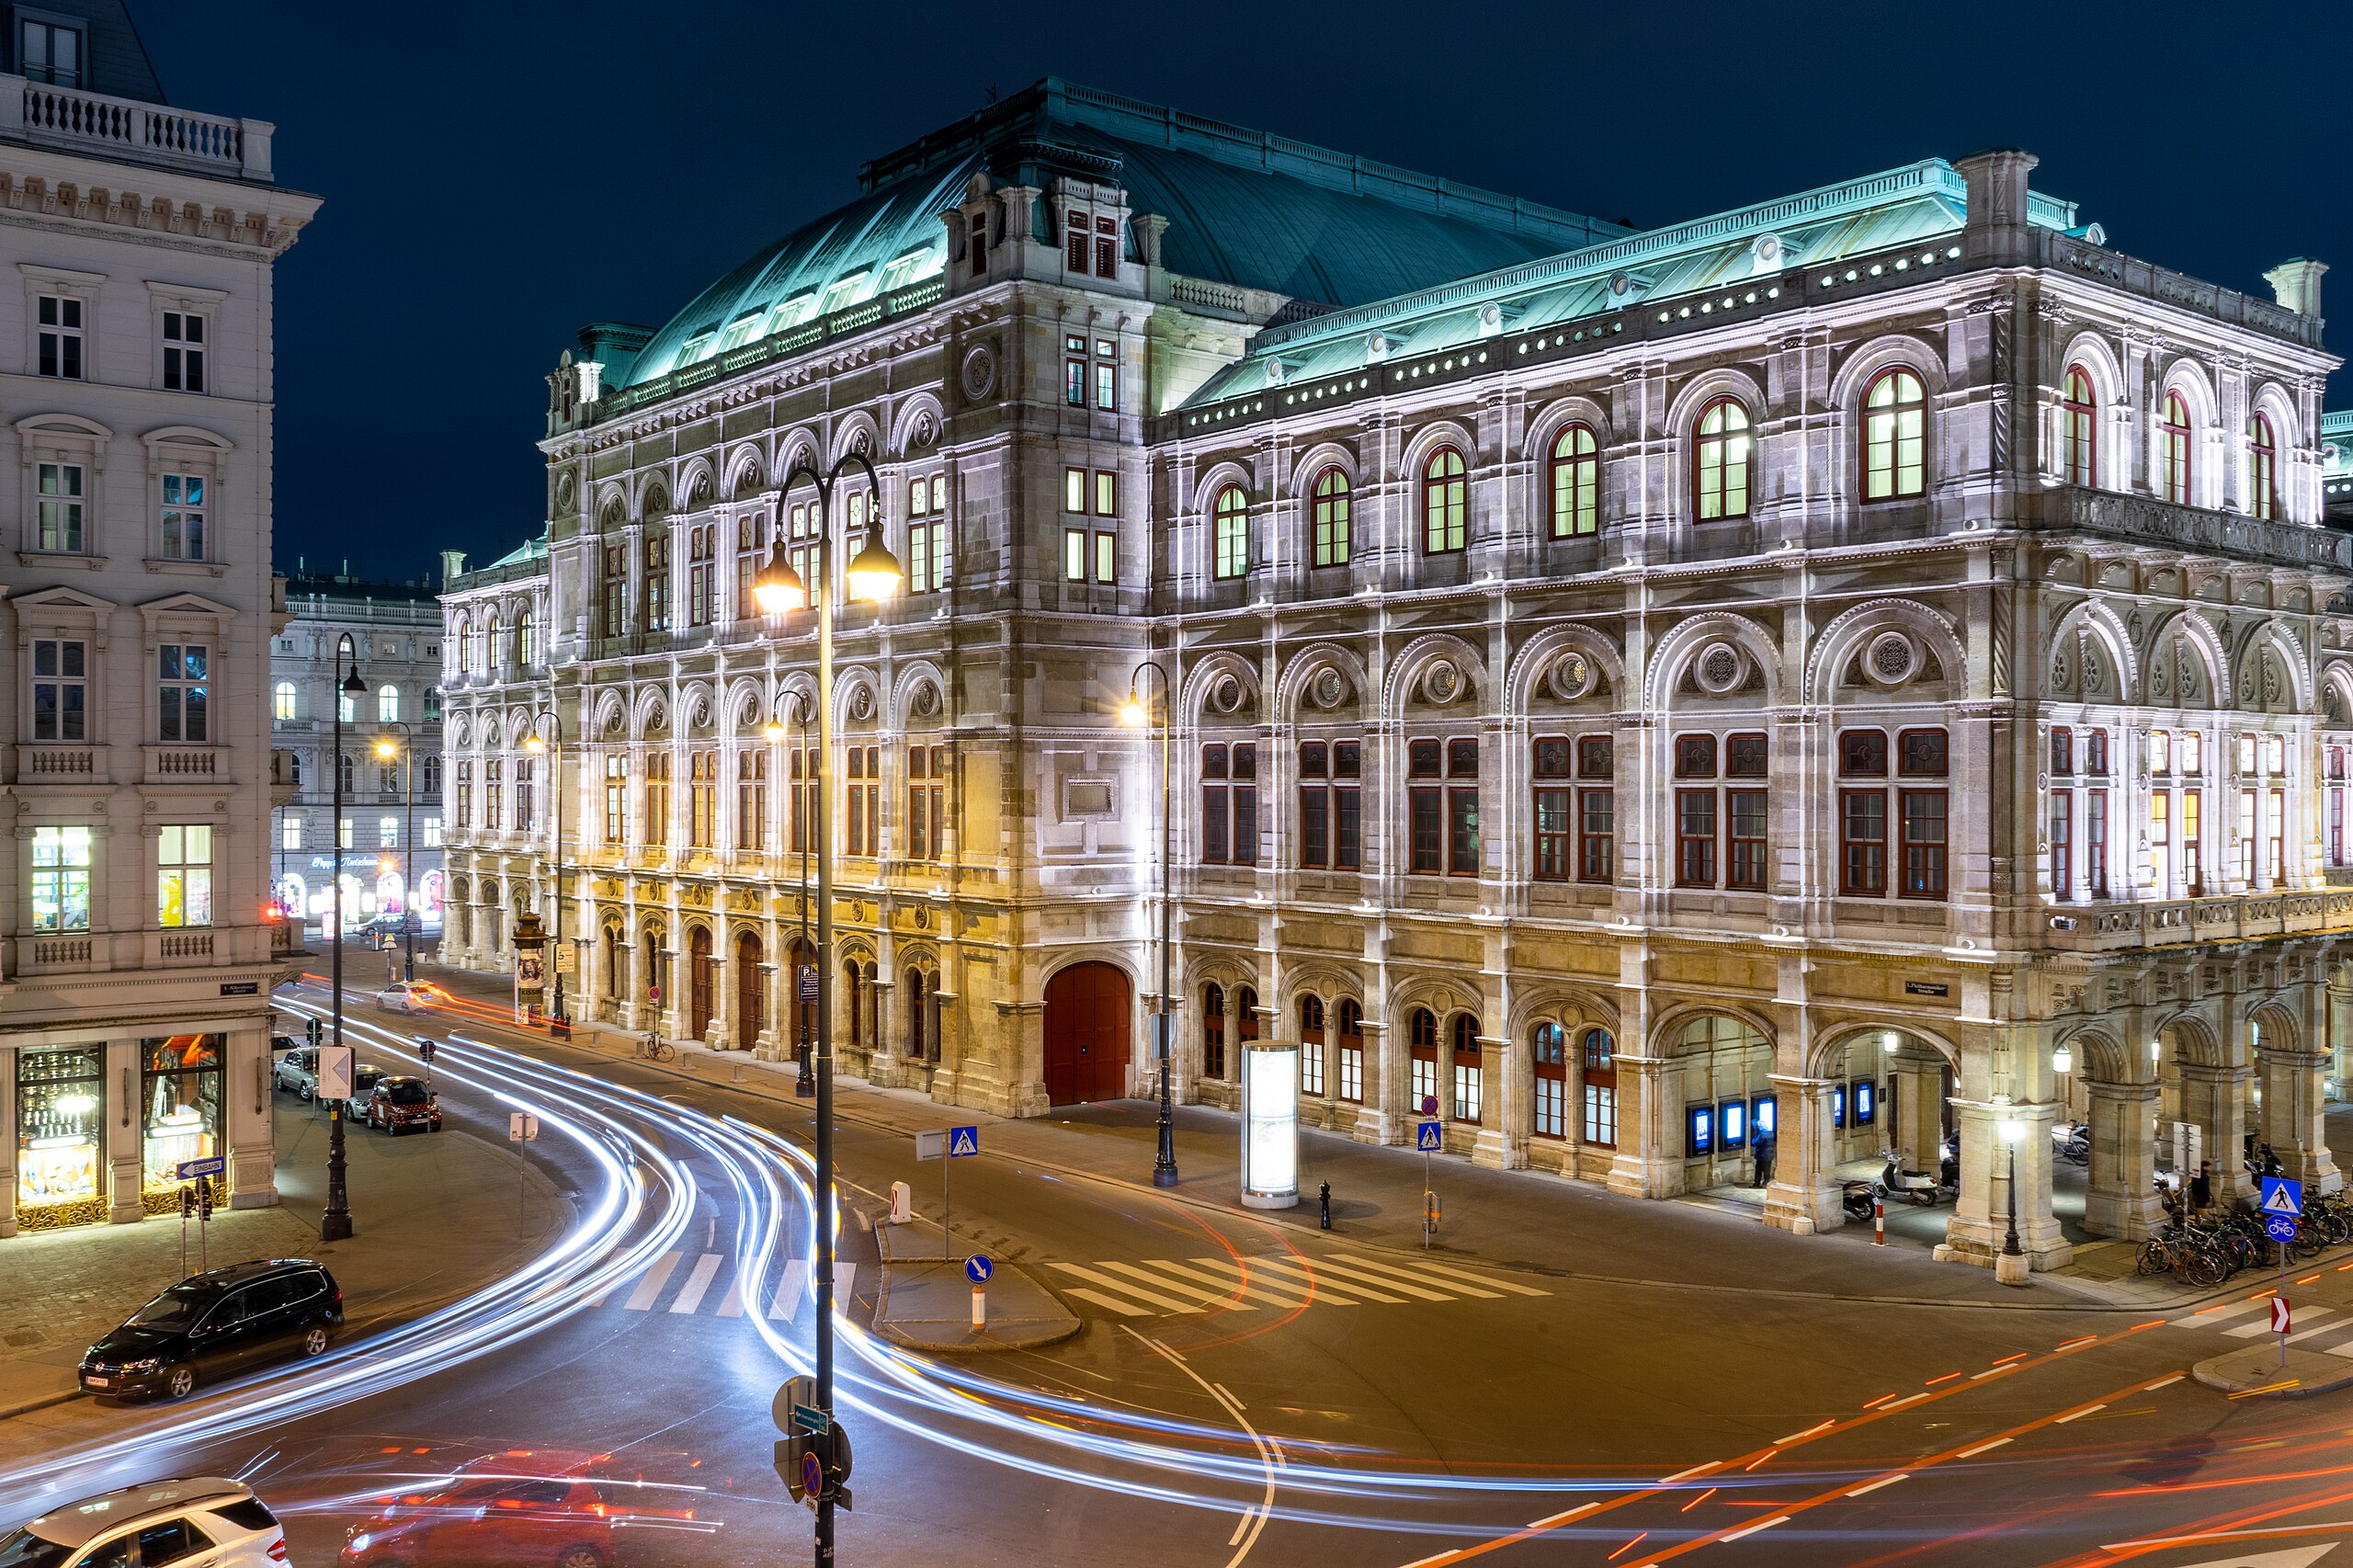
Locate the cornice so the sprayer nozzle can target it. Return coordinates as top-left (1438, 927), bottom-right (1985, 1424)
top-left (0, 161), bottom-right (312, 257)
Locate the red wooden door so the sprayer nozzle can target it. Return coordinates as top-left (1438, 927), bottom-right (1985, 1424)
top-left (735, 931), bottom-right (764, 1045)
top-left (1044, 962), bottom-right (1131, 1106)
top-left (688, 926), bottom-right (713, 1036)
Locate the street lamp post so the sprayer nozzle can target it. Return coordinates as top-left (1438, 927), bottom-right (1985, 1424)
top-left (373, 723), bottom-right (416, 982)
top-left (1120, 662), bottom-right (1179, 1187)
top-left (766, 695), bottom-right (816, 1097)
top-left (525, 714), bottom-right (568, 1029)
top-left (1997, 1113), bottom-right (2028, 1287)
top-left (324, 635), bottom-right (367, 1243)
top-left (753, 452), bottom-right (901, 1566)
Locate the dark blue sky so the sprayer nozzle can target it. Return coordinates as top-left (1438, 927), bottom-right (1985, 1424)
top-left (132, 1), bottom-right (2350, 587)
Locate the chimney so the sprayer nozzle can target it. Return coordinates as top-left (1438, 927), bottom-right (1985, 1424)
top-left (1954, 149), bottom-right (2039, 265)
top-left (439, 549), bottom-right (467, 587)
top-left (2264, 258), bottom-right (2326, 317)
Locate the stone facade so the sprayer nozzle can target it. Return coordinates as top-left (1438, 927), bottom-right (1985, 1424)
top-left (438, 83), bottom-right (2353, 1272)
top-left (0, 4), bottom-right (318, 1240)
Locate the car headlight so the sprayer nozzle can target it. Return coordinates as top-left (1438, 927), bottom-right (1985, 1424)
top-left (120, 1358), bottom-right (161, 1374)
top-left (348, 1533), bottom-right (373, 1553)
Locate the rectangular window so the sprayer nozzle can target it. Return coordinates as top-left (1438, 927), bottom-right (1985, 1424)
top-left (162, 311), bottom-right (205, 393)
top-left (1095, 216), bottom-right (1119, 278)
top-left (1063, 529), bottom-right (1086, 582)
top-left (1453, 1052), bottom-right (1483, 1124)
top-left (1728, 789), bottom-right (1768, 889)
top-left (2150, 730), bottom-right (2171, 776)
top-left (2087, 728), bottom-right (2109, 777)
top-left (32, 824), bottom-right (93, 931)
top-left (1675, 733), bottom-right (1718, 779)
top-left (1583, 1084), bottom-right (1618, 1146)
top-left (1094, 529), bottom-right (1117, 585)
top-left (2051, 726), bottom-right (2073, 777)
top-left (2050, 792), bottom-right (2072, 900)
top-left (455, 761), bottom-right (472, 829)
top-left (643, 533), bottom-right (671, 631)
top-left (2087, 788), bottom-right (2109, 898)
top-left (2184, 789), bottom-right (2203, 893)
top-left (1531, 737), bottom-right (1570, 881)
top-left (1333, 740), bottom-right (1361, 869)
top-left (161, 473), bottom-right (205, 561)
top-left (484, 760), bottom-right (505, 834)
top-left (688, 753), bottom-right (717, 847)
top-left (1201, 744), bottom-right (1228, 864)
top-left (644, 752), bottom-right (670, 847)
top-left (20, 18), bottom-right (84, 86)
top-left (687, 525), bottom-right (716, 626)
top-left (1338, 1037), bottom-right (1363, 1104)
top-left (1063, 467), bottom-right (1086, 514)
top-left (1446, 737), bottom-right (1479, 876)
top-left (2150, 791), bottom-right (2171, 895)
top-left (1095, 471), bottom-right (1117, 517)
top-left (157, 644), bottom-right (208, 743)
top-left (378, 816), bottom-right (398, 848)
top-left (280, 816), bottom-right (300, 850)
top-left (37, 461), bottom-right (82, 551)
top-left (1578, 788), bottom-right (1615, 882)
top-left (1231, 744), bottom-right (1257, 866)
top-left (339, 818), bottom-right (353, 849)
top-left (1407, 737), bottom-right (1442, 873)
top-left (422, 817), bottom-right (441, 847)
top-left (600, 544), bottom-right (628, 635)
top-left (1298, 742), bottom-right (1330, 869)
top-left (1725, 733), bottom-right (1769, 778)
top-left (513, 756), bottom-right (535, 832)
top-left (1841, 790), bottom-right (1888, 895)
top-left (36, 294), bottom-right (81, 380)
top-left (605, 754), bottom-right (627, 845)
top-left (2182, 732), bottom-right (2202, 776)
top-left (155, 824), bottom-right (211, 927)
top-left (31, 637), bottom-right (85, 741)
top-left (2236, 789), bottom-right (2256, 886)
top-left (1063, 334), bottom-right (1086, 405)
top-left (907, 744), bottom-right (946, 861)
top-left (1096, 362), bottom-right (1117, 412)
top-left (2269, 787), bottom-right (2286, 886)
top-left (737, 750), bottom-right (767, 851)
top-left (1676, 790), bottom-right (1718, 886)
top-left (1900, 790), bottom-right (1948, 898)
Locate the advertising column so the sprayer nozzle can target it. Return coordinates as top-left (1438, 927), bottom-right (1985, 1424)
top-left (512, 909), bottom-right (548, 1023)
top-left (1240, 1040), bottom-right (1301, 1210)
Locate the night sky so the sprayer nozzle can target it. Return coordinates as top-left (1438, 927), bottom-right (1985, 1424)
top-left (131, 1), bottom-right (2351, 589)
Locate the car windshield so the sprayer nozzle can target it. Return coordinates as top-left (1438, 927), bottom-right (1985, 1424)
top-left (0, 1528), bottom-right (73, 1568)
top-left (385, 1082), bottom-right (428, 1105)
top-left (127, 1281), bottom-right (218, 1329)
top-left (354, 1067), bottom-right (383, 1086)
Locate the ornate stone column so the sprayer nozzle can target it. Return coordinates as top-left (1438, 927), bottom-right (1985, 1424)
top-left (2178, 1062), bottom-right (2252, 1205)
top-left (2259, 1046), bottom-right (2342, 1193)
top-left (1763, 1074), bottom-right (1840, 1235)
top-left (1606, 1053), bottom-right (1683, 1199)
top-left (2083, 1079), bottom-right (2161, 1239)
top-left (1940, 1096), bottom-right (2070, 1271)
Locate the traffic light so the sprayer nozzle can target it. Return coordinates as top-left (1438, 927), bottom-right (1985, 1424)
top-left (416, 1038), bottom-right (436, 1065)
top-left (196, 1181), bottom-right (213, 1221)
top-left (306, 1017), bottom-right (324, 1048)
top-left (179, 1185), bottom-right (195, 1219)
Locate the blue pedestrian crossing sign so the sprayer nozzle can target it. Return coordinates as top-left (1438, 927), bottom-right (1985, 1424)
top-left (948, 1125), bottom-right (980, 1157)
top-left (965, 1254), bottom-right (994, 1285)
top-left (2261, 1176), bottom-right (2303, 1218)
top-left (1415, 1119), bottom-right (1443, 1153)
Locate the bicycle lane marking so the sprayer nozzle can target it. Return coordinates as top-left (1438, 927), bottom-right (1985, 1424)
top-left (1384, 1325), bottom-right (2179, 1568)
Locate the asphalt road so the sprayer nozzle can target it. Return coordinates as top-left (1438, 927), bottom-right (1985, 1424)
top-left (8, 979), bottom-right (2353, 1568)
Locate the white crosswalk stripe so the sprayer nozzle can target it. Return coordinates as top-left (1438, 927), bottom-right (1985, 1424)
top-left (2162, 1292), bottom-right (2353, 1358)
top-left (579, 1253), bottom-right (866, 1323)
top-left (1051, 1252), bottom-right (1552, 1319)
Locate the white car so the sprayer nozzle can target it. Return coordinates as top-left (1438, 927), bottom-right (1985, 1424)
top-left (374, 981), bottom-right (434, 1015)
top-left (0, 1476), bottom-right (287, 1567)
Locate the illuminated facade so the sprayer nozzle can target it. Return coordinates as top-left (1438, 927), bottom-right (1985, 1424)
top-left (0, 1), bottom-right (319, 1239)
top-left (442, 80), bottom-right (2353, 1272)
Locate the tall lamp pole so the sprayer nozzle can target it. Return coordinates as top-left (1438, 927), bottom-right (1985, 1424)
top-left (526, 713), bottom-right (568, 1028)
top-left (323, 635), bottom-right (366, 1243)
top-left (1121, 661), bottom-right (1179, 1187)
top-left (754, 452), bottom-right (901, 1566)
top-left (373, 723), bottom-right (416, 982)
top-left (765, 693), bottom-right (816, 1098)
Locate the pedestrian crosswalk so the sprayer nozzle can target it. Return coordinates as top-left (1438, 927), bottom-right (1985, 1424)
top-left (574, 1252), bottom-right (858, 1324)
top-left (2165, 1292), bottom-right (2353, 1358)
top-left (1048, 1250), bottom-right (1551, 1319)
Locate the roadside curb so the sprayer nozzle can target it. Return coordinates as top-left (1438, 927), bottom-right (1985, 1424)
top-left (870, 1220), bottom-right (1083, 1354)
top-left (0, 1387), bottom-right (81, 1421)
top-left (2191, 1344), bottom-right (2353, 1398)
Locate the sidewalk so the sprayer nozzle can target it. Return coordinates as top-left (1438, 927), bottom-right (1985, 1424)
top-left (870, 1215), bottom-right (1081, 1353)
top-left (0, 1092), bottom-right (566, 1423)
top-left (411, 961), bottom-right (2129, 1313)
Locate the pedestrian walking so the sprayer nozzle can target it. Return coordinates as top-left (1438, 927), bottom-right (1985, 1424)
top-left (1751, 1125), bottom-right (1776, 1188)
top-left (2189, 1160), bottom-right (2214, 1212)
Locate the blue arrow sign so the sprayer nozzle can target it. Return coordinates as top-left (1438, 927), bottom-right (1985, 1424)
top-left (2261, 1176), bottom-right (2304, 1218)
top-left (2268, 1213), bottom-right (2300, 1243)
top-left (1415, 1119), bottom-right (1443, 1153)
top-left (176, 1156), bottom-right (224, 1181)
top-left (965, 1255), bottom-right (994, 1286)
top-left (948, 1125), bottom-right (980, 1157)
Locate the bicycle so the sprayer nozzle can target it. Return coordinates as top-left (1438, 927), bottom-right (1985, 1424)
top-left (635, 1033), bottom-right (676, 1062)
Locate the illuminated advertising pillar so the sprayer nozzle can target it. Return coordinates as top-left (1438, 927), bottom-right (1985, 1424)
top-left (1240, 1041), bottom-right (1299, 1210)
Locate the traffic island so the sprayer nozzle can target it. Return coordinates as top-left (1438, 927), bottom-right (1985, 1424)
top-left (871, 1219), bottom-right (1080, 1353)
top-left (2191, 1344), bottom-right (2353, 1399)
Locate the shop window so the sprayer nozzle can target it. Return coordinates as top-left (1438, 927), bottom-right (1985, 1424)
top-left (17, 1045), bottom-right (104, 1218)
top-left (140, 1034), bottom-right (223, 1199)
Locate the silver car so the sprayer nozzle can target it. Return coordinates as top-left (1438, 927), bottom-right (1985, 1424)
top-left (0, 1476), bottom-right (286, 1567)
top-left (374, 981), bottom-right (434, 1015)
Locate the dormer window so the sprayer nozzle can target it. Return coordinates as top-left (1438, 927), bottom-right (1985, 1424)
top-left (768, 293), bottom-right (816, 333)
top-left (968, 212), bottom-right (989, 275)
top-left (818, 271), bottom-right (868, 315)
top-left (20, 17), bottom-right (83, 88)
top-left (1063, 208), bottom-right (1120, 279)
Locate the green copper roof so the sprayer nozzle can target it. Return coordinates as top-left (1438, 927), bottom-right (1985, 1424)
top-left (619, 78), bottom-right (1626, 390)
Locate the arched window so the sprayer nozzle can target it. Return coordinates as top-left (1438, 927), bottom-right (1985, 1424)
top-left (1581, 1027), bottom-right (1617, 1145)
top-left (1407, 1006), bottom-right (1439, 1113)
top-left (2061, 366), bottom-right (2097, 485)
top-left (1421, 448), bottom-right (1466, 553)
top-left (1692, 398), bottom-right (1751, 520)
top-left (1532, 1023), bottom-right (1567, 1140)
top-left (2250, 414), bottom-right (2279, 521)
top-left (1336, 998), bottom-right (1364, 1103)
top-left (1549, 425), bottom-right (1598, 537)
top-left (483, 616), bottom-right (502, 675)
top-left (1449, 1012), bottom-right (1483, 1124)
top-left (1212, 485), bottom-right (1250, 580)
top-left (1298, 994), bottom-right (1325, 1096)
top-left (1310, 468), bottom-right (1350, 567)
top-left (517, 611), bottom-right (538, 666)
top-left (1860, 369), bottom-right (1926, 500)
top-left (904, 967), bottom-right (927, 1059)
top-left (377, 684), bottom-right (400, 722)
top-left (272, 680), bottom-right (297, 722)
top-left (844, 960), bottom-right (863, 1051)
top-left (1203, 982), bottom-right (1227, 1079)
top-left (2159, 392), bottom-right (2193, 504)
top-left (602, 925), bottom-right (622, 1000)
top-left (337, 753), bottom-right (355, 794)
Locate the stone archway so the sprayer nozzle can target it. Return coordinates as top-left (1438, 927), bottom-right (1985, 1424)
top-left (2057, 1028), bottom-right (2158, 1240)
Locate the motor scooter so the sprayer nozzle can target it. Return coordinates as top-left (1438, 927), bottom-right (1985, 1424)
top-left (1879, 1150), bottom-right (1941, 1207)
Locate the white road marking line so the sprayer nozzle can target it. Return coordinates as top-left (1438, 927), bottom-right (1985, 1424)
top-left (1777, 1420), bottom-right (1835, 1444)
top-left (622, 1251), bottom-right (683, 1311)
top-left (2102, 1521), bottom-right (2353, 1551)
top-left (1970, 1363), bottom-right (2018, 1381)
top-left (834, 1263), bottom-right (858, 1306)
top-left (767, 1260), bottom-right (808, 1321)
top-left (1241, 1256), bottom-right (1407, 1303)
top-left (668, 1253), bottom-right (722, 1314)
top-left (2145, 1373), bottom-right (2185, 1391)
top-left (713, 1272), bottom-right (745, 1317)
top-left (1845, 1473), bottom-right (1909, 1498)
top-left (2287, 1318), bottom-right (2348, 1346)
top-left (2052, 1403), bottom-right (2106, 1424)
top-left (1528, 1502), bottom-right (1597, 1528)
top-left (1881, 1392), bottom-right (1931, 1410)
top-left (2228, 1305), bottom-right (2333, 1338)
top-left (1051, 1263), bottom-right (1204, 1313)
top-left (2170, 1297), bottom-right (2273, 1326)
top-left (1188, 1256), bottom-right (1361, 1306)
top-left (1097, 1261), bottom-right (1256, 1310)
top-left (1955, 1437), bottom-right (2013, 1459)
top-left (1150, 1258), bottom-right (1322, 1309)
top-left (1344, 1253), bottom-right (1552, 1299)
top-left (2325, 1338), bottom-right (2353, 1359)
top-left (1721, 1515), bottom-right (1790, 1543)
top-left (1659, 1462), bottom-right (1722, 1484)
top-left (1302, 1256), bottom-right (1456, 1301)
top-left (1126, 1327), bottom-right (1280, 1567)
top-left (1324, 1252), bottom-right (1506, 1299)
top-left (1063, 1287), bottom-right (1154, 1318)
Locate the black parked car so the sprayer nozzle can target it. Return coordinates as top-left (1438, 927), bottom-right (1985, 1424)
top-left (79, 1258), bottom-right (344, 1402)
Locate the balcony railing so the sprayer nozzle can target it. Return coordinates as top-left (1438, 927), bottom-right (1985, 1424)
top-left (19, 744), bottom-right (97, 778)
top-left (2034, 487), bottom-right (2353, 573)
top-left (145, 745), bottom-right (222, 783)
top-left (4, 74), bottom-right (271, 181)
top-left (2047, 888), bottom-right (2353, 952)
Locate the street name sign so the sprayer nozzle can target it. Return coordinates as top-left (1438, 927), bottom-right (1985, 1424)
top-left (965, 1254), bottom-right (994, 1285)
top-left (1415, 1120), bottom-right (1443, 1153)
top-left (2261, 1176), bottom-right (2303, 1217)
top-left (790, 1403), bottom-right (830, 1436)
top-left (948, 1125), bottom-right (980, 1157)
top-left (176, 1156), bottom-right (224, 1181)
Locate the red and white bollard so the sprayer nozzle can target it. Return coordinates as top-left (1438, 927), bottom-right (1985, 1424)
top-left (1874, 1196), bottom-right (1885, 1245)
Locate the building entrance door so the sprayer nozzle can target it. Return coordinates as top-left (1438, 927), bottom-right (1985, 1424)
top-left (688, 926), bottom-right (712, 1037)
top-left (735, 931), bottom-right (763, 1048)
top-left (1044, 962), bottom-right (1131, 1105)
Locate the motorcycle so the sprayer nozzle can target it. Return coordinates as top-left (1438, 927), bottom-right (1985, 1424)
top-left (2053, 1121), bottom-right (2089, 1166)
top-left (1841, 1180), bottom-right (1879, 1222)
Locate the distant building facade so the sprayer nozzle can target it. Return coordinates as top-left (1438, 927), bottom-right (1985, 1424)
top-left (268, 572), bottom-right (446, 945)
top-left (440, 80), bottom-right (2353, 1276)
top-left (0, 1), bottom-right (318, 1240)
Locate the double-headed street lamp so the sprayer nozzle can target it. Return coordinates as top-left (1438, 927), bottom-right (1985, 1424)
top-left (764, 692), bottom-right (816, 1098)
top-left (372, 723), bottom-right (417, 983)
top-left (751, 451), bottom-right (901, 1565)
top-left (524, 713), bottom-right (568, 1030)
top-left (324, 634), bottom-right (367, 1243)
top-left (1120, 662), bottom-right (1179, 1188)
